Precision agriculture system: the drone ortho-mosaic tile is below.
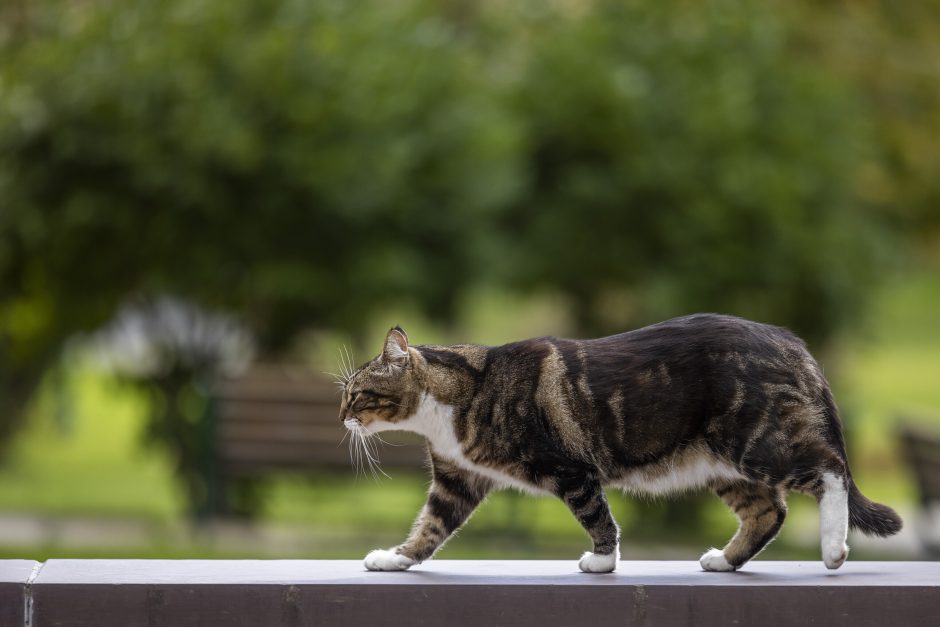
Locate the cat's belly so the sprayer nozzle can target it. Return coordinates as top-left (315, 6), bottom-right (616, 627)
top-left (439, 449), bottom-right (553, 495)
top-left (612, 448), bottom-right (746, 495)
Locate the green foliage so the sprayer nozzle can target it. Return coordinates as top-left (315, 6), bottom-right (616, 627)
top-left (0, 0), bottom-right (931, 472)
top-left (0, 0), bottom-right (517, 449)
top-left (0, 0), bottom-right (516, 349)
top-left (801, 1), bottom-right (940, 241)
top-left (504, 1), bottom-right (882, 343)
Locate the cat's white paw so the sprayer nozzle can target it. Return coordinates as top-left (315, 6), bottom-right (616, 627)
top-left (823, 541), bottom-right (849, 570)
top-left (363, 549), bottom-right (416, 571)
top-left (700, 548), bottom-right (736, 572)
top-left (578, 550), bottom-right (618, 573)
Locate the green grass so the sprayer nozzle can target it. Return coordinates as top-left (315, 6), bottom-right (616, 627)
top-left (838, 270), bottom-right (940, 504)
top-left (0, 370), bottom-right (181, 520)
top-left (0, 272), bottom-right (937, 559)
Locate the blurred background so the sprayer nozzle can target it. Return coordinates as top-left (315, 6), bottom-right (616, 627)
top-left (1, 0), bottom-right (938, 562)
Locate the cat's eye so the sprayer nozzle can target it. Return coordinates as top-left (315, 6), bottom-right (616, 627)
top-left (351, 390), bottom-right (396, 411)
top-left (350, 390), bottom-right (377, 409)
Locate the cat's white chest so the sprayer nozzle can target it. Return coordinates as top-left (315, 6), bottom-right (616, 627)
top-left (374, 394), bottom-right (547, 494)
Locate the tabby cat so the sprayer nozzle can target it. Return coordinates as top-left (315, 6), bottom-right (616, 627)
top-left (338, 314), bottom-right (901, 573)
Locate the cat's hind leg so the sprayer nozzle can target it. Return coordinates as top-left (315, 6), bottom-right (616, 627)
top-left (816, 471), bottom-right (849, 569)
top-left (701, 481), bottom-right (787, 572)
top-left (788, 467), bottom-right (850, 570)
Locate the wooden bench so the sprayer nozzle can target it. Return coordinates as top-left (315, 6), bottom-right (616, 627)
top-left (898, 422), bottom-right (940, 556)
top-left (201, 366), bottom-right (427, 516)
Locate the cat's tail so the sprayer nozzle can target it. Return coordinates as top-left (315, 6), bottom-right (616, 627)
top-left (819, 386), bottom-right (903, 537)
top-left (847, 482), bottom-right (903, 537)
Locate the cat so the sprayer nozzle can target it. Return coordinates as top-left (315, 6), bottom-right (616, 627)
top-left (338, 314), bottom-right (901, 573)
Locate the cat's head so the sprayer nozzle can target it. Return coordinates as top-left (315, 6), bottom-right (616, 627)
top-left (339, 326), bottom-right (421, 432)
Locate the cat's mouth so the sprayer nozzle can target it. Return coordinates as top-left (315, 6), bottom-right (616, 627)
top-left (344, 417), bottom-right (362, 431)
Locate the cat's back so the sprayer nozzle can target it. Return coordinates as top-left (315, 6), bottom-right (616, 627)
top-left (571, 314), bottom-right (823, 433)
top-left (480, 314), bottom-right (814, 387)
top-left (579, 313), bottom-right (812, 372)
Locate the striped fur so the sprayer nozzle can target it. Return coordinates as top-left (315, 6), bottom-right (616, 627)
top-left (340, 315), bottom-right (901, 573)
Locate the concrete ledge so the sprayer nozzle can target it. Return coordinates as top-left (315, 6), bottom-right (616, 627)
top-left (9, 559), bottom-right (940, 626)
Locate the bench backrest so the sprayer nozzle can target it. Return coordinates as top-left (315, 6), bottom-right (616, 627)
top-left (212, 367), bottom-right (427, 477)
top-left (899, 423), bottom-right (940, 508)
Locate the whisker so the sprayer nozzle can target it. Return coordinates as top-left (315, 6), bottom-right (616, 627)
top-left (370, 432), bottom-right (403, 447)
top-left (342, 344), bottom-right (355, 378)
top-left (358, 438), bottom-right (367, 478)
top-left (364, 443), bottom-right (386, 481)
top-left (323, 370), bottom-right (348, 384)
top-left (353, 429), bottom-right (363, 477)
top-left (358, 431), bottom-right (377, 480)
top-left (358, 429), bottom-right (375, 461)
top-left (340, 345), bottom-right (354, 381)
top-left (368, 459), bottom-right (381, 478)
top-left (337, 349), bottom-right (351, 381)
top-left (358, 429), bottom-right (391, 480)
top-left (348, 427), bottom-right (355, 469)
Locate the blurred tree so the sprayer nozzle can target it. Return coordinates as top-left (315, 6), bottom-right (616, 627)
top-left (501, 0), bottom-right (885, 345)
top-left (0, 0), bottom-right (518, 455)
top-left (799, 1), bottom-right (940, 247)
top-left (0, 0), bottom-right (930, 529)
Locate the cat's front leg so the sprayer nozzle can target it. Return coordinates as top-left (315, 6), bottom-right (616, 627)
top-left (364, 457), bottom-right (491, 571)
top-left (556, 475), bottom-right (620, 573)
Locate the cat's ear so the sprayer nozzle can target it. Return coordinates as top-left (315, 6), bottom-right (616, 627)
top-left (382, 325), bottom-right (410, 367)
